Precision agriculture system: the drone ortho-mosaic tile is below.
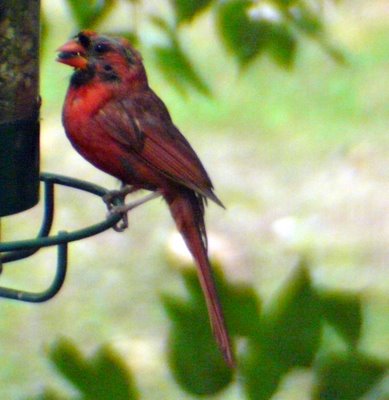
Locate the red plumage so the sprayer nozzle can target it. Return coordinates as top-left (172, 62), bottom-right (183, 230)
top-left (57, 31), bottom-right (234, 367)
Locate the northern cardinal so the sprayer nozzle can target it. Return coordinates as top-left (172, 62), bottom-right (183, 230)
top-left (57, 31), bottom-right (234, 367)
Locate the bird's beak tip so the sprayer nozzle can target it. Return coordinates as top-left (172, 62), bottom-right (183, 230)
top-left (56, 39), bottom-right (88, 69)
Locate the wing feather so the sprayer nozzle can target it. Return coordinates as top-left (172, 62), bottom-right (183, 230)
top-left (94, 91), bottom-right (224, 206)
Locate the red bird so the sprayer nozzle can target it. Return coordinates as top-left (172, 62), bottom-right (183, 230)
top-left (57, 31), bottom-right (234, 367)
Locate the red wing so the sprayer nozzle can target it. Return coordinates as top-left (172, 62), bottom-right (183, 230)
top-left (94, 93), bottom-right (223, 206)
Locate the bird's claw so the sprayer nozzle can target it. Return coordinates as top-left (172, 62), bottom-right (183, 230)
top-left (109, 209), bottom-right (129, 232)
top-left (103, 186), bottom-right (134, 231)
top-left (104, 190), bottom-right (161, 232)
top-left (103, 185), bottom-right (133, 210)
top-left (103, 192), bottom-right (118, 210)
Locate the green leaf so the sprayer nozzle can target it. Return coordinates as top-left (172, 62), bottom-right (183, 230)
top-left (171, 0), bottom-right (213, 23)
top-left (49, 338), bottom-right (139, 400)
top-left (153, 39), bottom-right (211, 96)
top-left (285, 3), bottom-right (346, 64)
top-left (216, 0), bottom-right (296, 67)
top-left (91, 346), bottom-right (139, 400)
top-left (150, 16), bottom-right (174, 35)
top-left (179, 263), bottom-right (262, 337)
top-left (314, 352), bottom-right (388, 400)
top-left (208, 261), bottom-right (261, 337)
top-left (224, 284), bottom-right (262, 337)
top-left (65, 0), bottom-right (114, 28)
top-left (267, 23), bottom-right (297, 67)
top-left (261, 264), bottom-right (322, 367)
top-left (50, 338), bottom-right (95, 395)
top-left (217, 0), bottom-right (268, 65)
top-left (166, 309), bottom-right (233, 395)
top-left (319, 291), bottom-right (362, 347)
top-left (161, 269), bottom-right (233, 395)
top-left (241, 341), bottom-right (288, 400)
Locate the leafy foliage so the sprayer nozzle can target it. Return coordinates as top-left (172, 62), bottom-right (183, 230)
top-left (171, 0), bottom-right (213, 24)
top-left (66, 0), bottom-right (115, 28)
top-left (161, 269), bottom-right (233, 395)
top-left (319, 290), bottom-right (362, 346)
top-left (260, 266), bottom-right (322, 368)
top-left (153, 39), bottom-right (211, 96)
top-left (162, 260), bottom-right (388, 399)
top-left (26, 260), bottom-right (389, 399)
top-left (241, 342), bottom-right (289, 400)
top-left (60, 0), bottom-right (344, 93)
top-left (216, 0), bottom-right (298, 67)
top-left (216, 0), bottom-right (273, 65)
top-left (27, 338), bottom-right (139, 400)
top-left (314, 352), bottom-right (387, 400)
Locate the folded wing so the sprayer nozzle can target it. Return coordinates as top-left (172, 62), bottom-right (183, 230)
top-left (94, 91), bottom-right (224, 207)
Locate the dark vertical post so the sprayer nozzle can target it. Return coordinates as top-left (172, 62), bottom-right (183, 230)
top-left (0, 0), bottom-right (40, 216)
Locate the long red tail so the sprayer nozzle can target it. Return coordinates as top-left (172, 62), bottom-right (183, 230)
top-left (166, 188), bottom-right (235, 367)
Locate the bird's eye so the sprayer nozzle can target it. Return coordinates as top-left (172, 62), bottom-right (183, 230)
top-left (103, 64), bottom-right (113, 71)
top-left (94, 43), bottom-right (110, 53)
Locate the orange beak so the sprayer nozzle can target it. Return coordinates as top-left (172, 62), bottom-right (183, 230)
top-left (56, 39), bottom-right (88, 69)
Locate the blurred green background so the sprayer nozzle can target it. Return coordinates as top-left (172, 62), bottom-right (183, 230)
top-left (1, 0), bottom-right (389, 399)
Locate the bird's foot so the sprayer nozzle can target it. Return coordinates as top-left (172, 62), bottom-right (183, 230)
top-left (103, 185), bottom-right (136, 210)
top-left (108, 191), bottom-right (162, 232)
top-left (103, 185), bottom-right (137, 232)
top-left (111, 212), bottom-right (129, 232)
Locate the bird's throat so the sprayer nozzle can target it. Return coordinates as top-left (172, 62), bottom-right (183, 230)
top-left (70, 67), bottom-right (96, 88)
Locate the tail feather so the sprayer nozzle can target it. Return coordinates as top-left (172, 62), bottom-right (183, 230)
top-left (166, 189), bottom-right (234, 367)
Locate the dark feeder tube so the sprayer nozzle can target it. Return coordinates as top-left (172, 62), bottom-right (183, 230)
top-left (0, 0), bottom-right (40, 216)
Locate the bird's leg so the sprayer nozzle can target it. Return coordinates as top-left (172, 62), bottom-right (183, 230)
top-left (108, 191), bottom-right (162, 233)
top-left (103, 184), bottom-right (139, 232)
top-left (103, 184), bottom-right (138, 211)
top-left (110, 191), bottom-right (161, 214)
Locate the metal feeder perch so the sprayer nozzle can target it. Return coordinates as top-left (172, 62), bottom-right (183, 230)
top-left (0, 1), bottom-right (125, 302)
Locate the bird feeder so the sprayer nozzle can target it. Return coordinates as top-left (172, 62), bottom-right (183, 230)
top-left (0, 1), bottom-right (126, 302)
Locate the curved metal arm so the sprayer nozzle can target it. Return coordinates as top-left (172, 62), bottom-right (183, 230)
top-left (0, 172), bottom-right (126, 302)
top-left (0, 240), bottom-right (67, 302)
top-left (1, 178), bottom-right (55, 263)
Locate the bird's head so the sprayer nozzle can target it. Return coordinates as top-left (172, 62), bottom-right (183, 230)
top-left (57, 30), bottom-right (147, 88)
